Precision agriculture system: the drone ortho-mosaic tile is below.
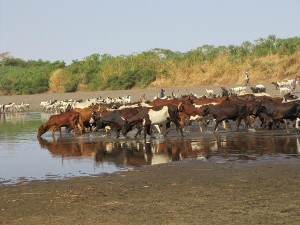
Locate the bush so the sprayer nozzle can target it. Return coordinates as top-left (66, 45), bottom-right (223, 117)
top-left (87, 75), bottom-right (103, 91)
top-left (106, 68), bottom-right (157, 90)
top-left (64, 80), bottom-right (78, 92)
top-left (106, 74), bottom-right (134, 90)
top-left (136, 68), bottom-right (157, 87)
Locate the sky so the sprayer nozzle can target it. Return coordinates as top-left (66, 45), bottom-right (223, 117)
top-left (0, 0), bottom-right (299, 64)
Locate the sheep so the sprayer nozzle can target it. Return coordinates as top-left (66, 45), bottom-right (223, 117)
top-left (250, 84), bottom-right (266, 93)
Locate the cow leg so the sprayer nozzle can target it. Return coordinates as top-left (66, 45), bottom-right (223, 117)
top-left (249, 116), bottom-right (255, 129)
top-left (134, 129), bottom-right (142, 138)
top-left (65, 126), bottom-right (72, 133)
top-left (296, 118), bottom-right (300, 133)
top-left (213, 121), bottom-right (220, 132)
top-left (116, 129), bottom-right (121, 138)
top-left (163, 122), bottom-right (171, 137)
top-left (173, 120), bottom-right (184, 137)
top-left (198, 119), bottom-right (203, 132)
top-left (71, 125), bottom-right (77, 135)
top-left (178, 124), bottom-right (184, 137)
top-left (179, 114), bottom-right (190, 131)
top-left (78, 124), bottom-right (83, 135)
top-left (134, 125), bottom-right (143, 138)
top-left (223, 120), bottom-right (232, 131)
top-left (58, 127), bottom-right (62, 134)
top-left (284, 119), bottom-right (290, 134)
top-left (236, 118), bottom-right (242, 131)
top-left (243, 115), bottom-right (250, 131)
top-left (154, 124), bottom-right (162, 133)
top-left (144, 124), bottom-right (151, 139)
top-left (74, 124), bottom-right (82, 135)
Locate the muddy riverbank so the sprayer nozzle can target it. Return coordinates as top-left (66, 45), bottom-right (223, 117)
top-left (1, 160), bottom-right (300, 225)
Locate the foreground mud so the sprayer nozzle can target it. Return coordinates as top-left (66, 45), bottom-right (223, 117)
top-left (1, 160), bottom-right (300, 225)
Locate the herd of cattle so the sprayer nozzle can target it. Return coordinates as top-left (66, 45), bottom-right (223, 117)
top-left (36, 86), bottom-right (300, 138)
top-left (1, 82), bottom-right (299, 138)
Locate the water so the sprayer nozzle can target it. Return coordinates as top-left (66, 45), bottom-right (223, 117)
top-left (0, 112), bottom-right (299, 185)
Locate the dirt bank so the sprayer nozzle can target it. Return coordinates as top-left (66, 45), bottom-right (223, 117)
top-left (1, 160), bottom-right (300, 225)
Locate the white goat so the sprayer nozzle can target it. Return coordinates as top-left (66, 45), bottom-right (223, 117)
top-left (279, 87), bottom-right (290, 96)
top-left (205, 89), bottom-right (214, 97)
top-left (229, 86), bottom-right (247, 95)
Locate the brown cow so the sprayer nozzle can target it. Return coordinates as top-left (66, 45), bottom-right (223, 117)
top-left (90, 106), bottom-right (145, 138)
top-left (253, 99), bottom-right (300, 133)
top-left (37, 111), bottom-right (83, 137)
top-left (71, 104), bottom-right (109, 132)
top-left (201, 99), bottom-right (249, 132)
top-left (178, 96), bottom-right (229, 131)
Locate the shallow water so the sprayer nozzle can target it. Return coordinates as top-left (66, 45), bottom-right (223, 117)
top-left (0, 112), bottom-right (299, 185)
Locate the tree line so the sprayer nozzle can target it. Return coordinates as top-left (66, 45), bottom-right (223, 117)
top-left (0, 35), bottom-right (299, 95)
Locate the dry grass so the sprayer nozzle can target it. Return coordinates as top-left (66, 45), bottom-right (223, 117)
top-left (47, 53), bottom-right (300, 92)
top-left (49, 69), bottom-right (64, 93)
top-left (149, 53), bottom-right (300, 88)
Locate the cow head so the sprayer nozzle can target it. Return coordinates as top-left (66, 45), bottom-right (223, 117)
top-left (37, 125), bottom-right (46, 137)
top-left (90, 111), bottom-right (101, 125)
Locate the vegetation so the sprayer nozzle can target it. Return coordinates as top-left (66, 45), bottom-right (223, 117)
top-left (0, 58), bottom-right (65, 95)
top-left (0, 35), bottom-right (300, 95)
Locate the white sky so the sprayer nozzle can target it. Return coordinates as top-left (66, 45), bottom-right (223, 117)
top-left (0, 0), bottom-right (299, 64)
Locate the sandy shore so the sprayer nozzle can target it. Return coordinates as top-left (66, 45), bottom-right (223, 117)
top-left (1, 84), bottom-right (300, 225)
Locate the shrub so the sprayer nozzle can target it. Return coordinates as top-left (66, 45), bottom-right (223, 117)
top-left (105, 68), bottom-right (157, 90)
top-left (64, 80), bottom-right (78, 92)
top-left (136, 68), bottom-right (157, 87)
top-left (87, 75), bottom-right (103, 91)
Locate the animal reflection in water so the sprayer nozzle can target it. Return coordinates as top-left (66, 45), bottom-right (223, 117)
top-left (37, 132), bottom-right (300, 167)
top-left (37, 136), bottom-right (212, 166)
